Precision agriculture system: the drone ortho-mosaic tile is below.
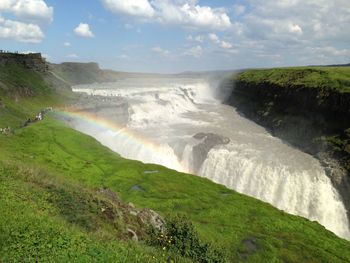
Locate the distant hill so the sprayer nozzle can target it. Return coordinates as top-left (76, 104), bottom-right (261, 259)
top-left (309, 62), bottom-right (350, 67)
top-left (49, 62), bottom-right (179, 85)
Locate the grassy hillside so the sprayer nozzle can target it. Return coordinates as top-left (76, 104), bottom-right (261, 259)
top-left (0, 62), bottom-right (75, 128)
top-left (237, 67), bottom-right (350, 93)
top-left (0, 62), bottom-right (52, 96)
top-left (1, 62), bottom-right (350, 262)
top-left (2, 116), bottom-right (350, 262)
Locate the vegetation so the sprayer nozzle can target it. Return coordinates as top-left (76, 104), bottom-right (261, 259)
top-left (0, 63), bottom-right (74, 128)
top-left (148, 216), bottom-right (227, 262)
top-left (237, 66), bottom-right (350, 93)
top-left (1, 113), bottom-right (350, 262)
top-left (1, 61), bottom-right (350, 262)
top-left (0, 62), bottom-right (51, 96)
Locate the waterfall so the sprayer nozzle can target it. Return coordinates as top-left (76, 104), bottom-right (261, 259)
top-left (68, 76), bottom-right (350, 239)
top-left (198, 145), bottom-right (350, 239)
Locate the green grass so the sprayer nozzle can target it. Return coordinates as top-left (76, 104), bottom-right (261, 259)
top-left (0, 161), bottom-right (186, 262)
top-left (1, 63), bottom-right (350, 262)
top-left (0, 63), bottom-right (75, 128)
top-left (237, 67), bottom-right (350, 93)
top-left (0, 62), bottom-right (51, 96)
top-left (1, 116), bottom-right (350, 262)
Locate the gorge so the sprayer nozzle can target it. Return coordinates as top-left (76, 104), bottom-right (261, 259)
top-left (61, 74), bottom-right (350, 240)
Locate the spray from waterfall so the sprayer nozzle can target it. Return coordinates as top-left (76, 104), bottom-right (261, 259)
top-left (64, 76), bottom-right (350, 240)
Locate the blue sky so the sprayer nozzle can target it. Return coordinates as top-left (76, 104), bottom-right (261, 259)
top-left (0, 0), bottom-right (349, 73)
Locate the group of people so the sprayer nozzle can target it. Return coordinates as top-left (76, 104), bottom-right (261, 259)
top-left (22, 107), bottom-right (52, 128)
top-left (1, 107), bottom-right (53, 135)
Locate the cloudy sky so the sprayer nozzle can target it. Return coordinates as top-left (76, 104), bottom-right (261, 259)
top-left (0, 0), bottom-right (349, 73)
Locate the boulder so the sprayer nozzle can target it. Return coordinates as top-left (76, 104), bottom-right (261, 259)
top-left (137, 209), bottom-right (165, 232)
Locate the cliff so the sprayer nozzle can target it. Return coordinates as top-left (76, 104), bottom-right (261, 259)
top-left (0, 52), bottom-right (48, 72)
top-left (227, 66), bottom-right (350, 219)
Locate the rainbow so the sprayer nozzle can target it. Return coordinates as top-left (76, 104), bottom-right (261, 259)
top-left (54, 108), bottom-right (189, 173)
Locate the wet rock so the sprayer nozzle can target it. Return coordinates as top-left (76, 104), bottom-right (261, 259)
top-left (192, 132), bottom-right (230, 172)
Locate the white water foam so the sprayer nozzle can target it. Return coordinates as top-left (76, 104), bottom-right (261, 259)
top-left (70, 77), bottom-right (350, 239)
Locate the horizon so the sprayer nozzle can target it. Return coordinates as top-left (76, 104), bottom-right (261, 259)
top-left (2, 49), bottom-right (349, 75)
top-left (0, 0), bottom-right (349, 73)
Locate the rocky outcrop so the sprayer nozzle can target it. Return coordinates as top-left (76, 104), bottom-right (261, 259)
top-left (192, 133), bottom-right (230, 172)
top-left (137, 208), bottom-right (166, 233)
top-left (0, 52), bottom-right (48, 72)
top-left (96, 187), bottom-right (166, 241)
top-left (226, 77), bottom-right (350, 221)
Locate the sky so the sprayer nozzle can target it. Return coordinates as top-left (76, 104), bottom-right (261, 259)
top-left (0, 0), bottom-right (349, 73)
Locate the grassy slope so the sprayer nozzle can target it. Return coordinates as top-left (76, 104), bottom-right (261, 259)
top-left (0, 62), bottom-right (73, 128)
top-left (0, 64), bottom-right (179, 262)
top-left (1, 117), bottom-right (350, 262)
top-left (0, 160), bottom-right (169, 262)
top-left (1, 63), bottom-right (350, 262)
top-left (237, 67), bottom-right (350, 93)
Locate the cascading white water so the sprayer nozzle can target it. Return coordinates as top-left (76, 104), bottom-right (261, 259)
top-left (199, 145), bottom-right (350, 239)
top-left (69, 76), bottom-right (350, 239)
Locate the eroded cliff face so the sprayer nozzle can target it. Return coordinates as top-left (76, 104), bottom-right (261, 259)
top-left (0, 52), bottom-right (48, 72)
top-left (226, 78), bottom-right (350, 221)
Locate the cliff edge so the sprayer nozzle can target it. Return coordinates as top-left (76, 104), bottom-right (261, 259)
top-left (227, 66), bottom-right (350, 220)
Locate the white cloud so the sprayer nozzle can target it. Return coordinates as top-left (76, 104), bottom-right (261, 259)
top-left (0, 16), bottom-right (44, 42)
top-left (102, 0), bottom-right (232, 30)
top-left (118, 54), bottom-right (129, 59)
top-left (20, 50), bottom-right (36, 54)
top-left (64, 42), bottom-right (71, 47)
top-left (42, 53), bottom-right (50, 59)
top-left (244, 0), bottom-right (350, 42)
top-left (208, 33), bottom-right (233, 49)
top-left (288, 23), bottom-right (302, 34)
top-left (233, 4), bottom-right (246, 16)
top-left (312, 46), bottom-right (350, 57)
top-left (0, 0), bottom-right (53, 24)
top-left (209, 33), bottom-right (220, 43)
top-left (158, 1), bottom-right (231, 30)
top-left (220, 41), bottom-right (232, 49)
top-left (74, 23), bottom-right (94, 38)
top-left (67, 54), bottom-right (78, 58)
top-left (183, 45), bottom-right (202, 58)
top-left (101, 0), bottom-right (154, 18)
top-left (187, 34), bottom-right (204, 42)
top-left (0, 0), bottom-right (52, 43)
top-left (151, 46), bottom-right (171, 55)
top-left (194, 35), bottom-right (204, 42)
